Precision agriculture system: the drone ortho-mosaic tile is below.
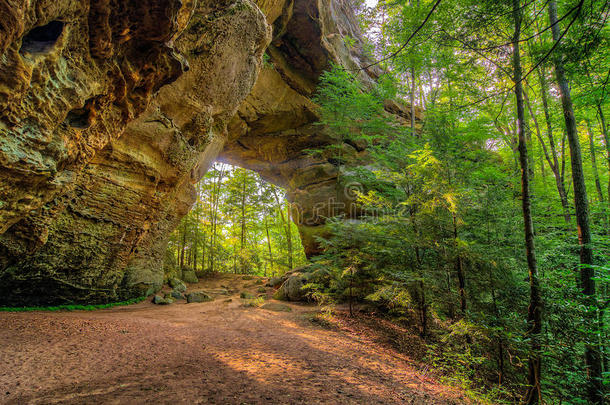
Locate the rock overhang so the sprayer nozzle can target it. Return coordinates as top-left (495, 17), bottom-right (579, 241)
top-left (0, 0), bottom-right (418, 305)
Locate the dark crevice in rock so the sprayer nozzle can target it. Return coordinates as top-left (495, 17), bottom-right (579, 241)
top-left (65, 107), bottom-right (92, 129)
top-left (20, 20), bottom-right (64, 54)
top-left (328, 157), bottom-right (346, 167)
top-left (345, 138), bottom-right (366, 152)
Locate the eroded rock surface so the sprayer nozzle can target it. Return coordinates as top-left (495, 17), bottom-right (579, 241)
top-left (0, 0), bottom-right (270, 304)
top-left (221, 0), bottom-right (421, 255)
top-left (0, 0), bottom-right (418, 305)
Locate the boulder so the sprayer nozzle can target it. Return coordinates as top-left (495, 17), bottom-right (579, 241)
top-left (182, 270), bottom-right (199, 284)
top-left (266, 274), bottom-right (290, 288)
top-left (169, 278), bottom-right (187, 293)
top-left (152, 295), bottom-right (173, 305)
top-left (167, 291), bottom-right (184, 300)
top-left (186, 291), bottom-right (213, 303)
top-left (275, 272), bottom-right (312, 302)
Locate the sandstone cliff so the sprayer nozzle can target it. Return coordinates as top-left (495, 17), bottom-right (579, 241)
top-left (0, 0), bottom-right (417, 305)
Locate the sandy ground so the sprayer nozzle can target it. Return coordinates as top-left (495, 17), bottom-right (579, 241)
top-left (0, 274), bottom-right (467, 404)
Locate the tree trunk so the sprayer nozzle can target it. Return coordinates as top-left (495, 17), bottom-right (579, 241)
top-left (209, 164), bottom-right (225, 273)
top-left (179, 220), bottom-right (187, 269)
top-left (410, 66), bottom-right (416, 136)
top-left (286, 201), bottom-right (293, 270)
top-left (240, 172), bottom-right (247, 272)
top-left (272, 187), bottom-right (293, 270)
top-left (533, 66), bottom-right (571, 224)
top-left (513, 2), bottom-right (542, 402)
top-left (523, 87), bottom-right (545, 181)
top-left (587, 120), bottom-right (605, 203)
top-left (524, 93), bottom-right (535, 179)
top-left (415, 246), bottom-right (427, 338)
top-left (452, 214), bottom-right (467, 315)
top-left (597, 105), bottom-right (610, 203)
top-left (549, 1), bottom-right (603, 402)
top-left (193, 184), bottom-right (200, 273)
top-left (264, 215), bottom-right (274, 274)
top-left (442, 245), bottom-right (455, 319)
top-left (201, 234), bottom-right (206, 273)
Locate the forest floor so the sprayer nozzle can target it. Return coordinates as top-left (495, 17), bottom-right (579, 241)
top-left (0, 273), bottom-right (470, 404)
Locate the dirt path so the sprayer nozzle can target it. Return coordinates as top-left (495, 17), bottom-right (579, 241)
top-left (0, 274), bottom-right (467, 404)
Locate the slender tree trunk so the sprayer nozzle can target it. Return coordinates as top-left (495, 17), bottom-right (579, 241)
top-left (587, 120), bottom-right (605, 203)
top-left (209, 168), bottom-right (218, 272)
top-left (410, 66), bottom-right (416, 135)
top-left (286, 201), bottom-right (293, 270)
top-left (420, 277), bottom-right (427, 338)
top-left (452, 214), bottom-right (467, 315)
top-left (513, 3), bottom-right (542, 402)
top-left (179, 220), bottom-right (187, 269)
top-left (240, 172), bottom-right (247, 272)
top-left (194, 184), bottom-right (200, 273)
top-left (418, 83), bottom-right (426, 111)
top-left (523, 90), bottom-right (535, 179)
top-left (442, 245), bottom-right (455, 319)
top-left (272, 187), bottom-right (293, 270)
top-left (201, 234), bottom-right (206, 273)
top-left (523, 88), bottom-right (546, 183)
top-left (413, 243), bottom-right (428, 339)
top-left (409, 198), bottom-right (427, 339)
top-left (209, 164), bottom-right (225, 273)
top-left (534, 65), bottom-right (572, 224)
top-left (349, 265), bottom-right (354, 317)
top-left (193, 241), bottom-right (198, 273)
top-left (549, 1), bottom-right (603, 402)
top-left (597, 105), bottom-right (610, 202)
top-left (233, 244), bottom-right (237, 274)
top-left (264, 215), bottom-right (274, 274)
top-left (414, 246), bottom-right (427, 338)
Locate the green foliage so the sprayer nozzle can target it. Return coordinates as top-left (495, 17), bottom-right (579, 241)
top-left (184, 1), bottom-right (610, 401)
top-left (167, 164), bottom-right (307, 278)
top-left (308, 6), bottom-right (610, 396)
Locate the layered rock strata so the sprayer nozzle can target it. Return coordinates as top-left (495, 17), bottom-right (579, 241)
top-left (0, 0), bottom-right (419, 304)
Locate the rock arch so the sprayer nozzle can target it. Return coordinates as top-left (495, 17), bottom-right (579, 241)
top-left (0, 0), bottom-right (416, 305)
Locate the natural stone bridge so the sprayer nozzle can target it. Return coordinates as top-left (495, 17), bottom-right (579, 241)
top-left (0, 0), bottom-right (417, 305)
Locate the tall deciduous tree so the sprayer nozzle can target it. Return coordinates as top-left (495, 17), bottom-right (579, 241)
top-left (512, 1), bottom-right (542, 402)
top-left (548, 1), bottom-right (604, 401)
